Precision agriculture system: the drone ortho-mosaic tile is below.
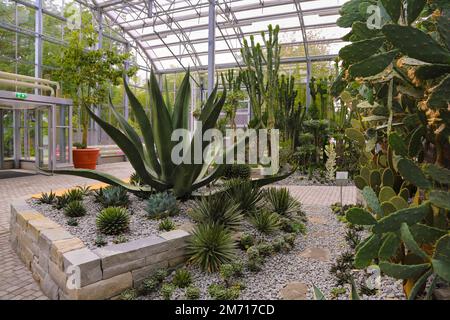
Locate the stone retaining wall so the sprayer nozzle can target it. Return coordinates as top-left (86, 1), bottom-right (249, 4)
top-left (9, 198), bottom-right (191, 300)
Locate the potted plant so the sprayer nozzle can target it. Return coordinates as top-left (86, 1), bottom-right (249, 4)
top-left (53, 22), bottom-right (135, 169)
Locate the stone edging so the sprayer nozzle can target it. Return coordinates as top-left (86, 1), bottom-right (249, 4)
top-left (9, 198), bottom-right (191, 300)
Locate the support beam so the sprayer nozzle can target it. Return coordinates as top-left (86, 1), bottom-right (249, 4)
top-left (123, 43), bottom-right (130, 120)
top-left (35, 0), bottom-right (43, 80)
top-left (208, 0), bottom-right (216, 95)
top-left (159, 54), bottom-right (338, 74)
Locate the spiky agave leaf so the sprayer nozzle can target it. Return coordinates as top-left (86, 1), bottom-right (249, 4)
top-left (264, 187), bottom-right (302, 217)
top-left (189, 193), bottom-right (243, 231)
top-left (188, 223), bottom-right (237, 273)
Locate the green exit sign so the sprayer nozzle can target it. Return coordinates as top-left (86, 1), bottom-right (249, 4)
top-left (15, 92), bottom-right (28, 99)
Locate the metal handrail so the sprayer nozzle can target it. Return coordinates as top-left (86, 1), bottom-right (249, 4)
top-left (0, 79), bottom-right (55, 97)
top-left (0, 71), bottom-right (60, 96)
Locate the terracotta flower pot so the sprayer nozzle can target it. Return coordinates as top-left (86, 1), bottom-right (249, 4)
top-left (73, 148), bottom-right (100, 169)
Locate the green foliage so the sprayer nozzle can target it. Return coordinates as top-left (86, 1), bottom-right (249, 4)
top-left (64, 201), bottom-right (86, 218)
top-left (255, 242), bottom-right (274, 257)
top-left (208, 283), bottom-right (240, 300)
top-left (185, 286), bottom-right (201, 300)
top-left (119, 289), bottom-right (137, 300)
top-left (76, 185), bottom-right (92, 197)
top-left (241, 24), bottom-right (281, 128)
top-left (66, 217), bottom-right (78, 227)
top-left (64, 188), bottom-right (84, 202)
top-left (280, 217), bottom-right (306, 234)
top-left (139, 277), bottom-right (159, 295)
top-left (249, 210), bottom-right (280, 234)
top-left (225, 179), bottom-right (263, 213)
top-left (187, 224), bottom-right (237, 272)
top-left (190, 193), bottom-right (243, 231)
top-left (52, 23), bottom-right (134, 146)
top-left (51, 68), bottom-right (293, 198)
top-left (173, 268), bottom-right (192, 288)
top-left (161, 283), bottom-right (176, 300)
top-left (96, 207), bottom-right (130, 235)
top-left (238, 233), bottom-right (255, 251)
top-left (158, 218), bottom-right (176, 232)
top-left (129, 172), bottom-right (143, 186)
top-left (223, 164), bottom-right (252, 180)
top-left (94, 235), bottom-right (107, 247)
top-left (94, 186), bottom-right (130, 208)
top-left (264, 187), bottom-right (303, 218)
top-left (146, 192), bottom-right (179, 219)
top-left (153, 269), bottom-right (169, 283)
top-left (330, 251), bottom-right (354, 286)
top-left (38, 191), bottom-right (56, 205)
top-left (55, 194), bottom-right (70, 210)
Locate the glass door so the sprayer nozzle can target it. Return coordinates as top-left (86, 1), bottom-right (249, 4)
top-left (35, 107), bottom-right (50, 169)
top-left (0, 109), bottom-right (14, 169)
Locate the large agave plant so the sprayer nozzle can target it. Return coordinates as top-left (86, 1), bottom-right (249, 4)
top-left (51, 71), bottom-right (290, 198)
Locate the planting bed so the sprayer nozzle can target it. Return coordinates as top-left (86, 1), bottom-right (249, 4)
top-left (28, 193), bottom-right (195, 250)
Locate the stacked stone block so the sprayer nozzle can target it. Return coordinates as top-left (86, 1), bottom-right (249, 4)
top-left (10, 199), bottom-right (191, 300)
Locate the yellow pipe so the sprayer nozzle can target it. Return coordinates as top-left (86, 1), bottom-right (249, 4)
top-left (0, 79), bottom-right (55, 96)
top-left (0, 71), bottom-right (60, 96)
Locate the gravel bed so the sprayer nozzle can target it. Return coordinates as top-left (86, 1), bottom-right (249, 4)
top-left (28, 193), bottom-right (195, 250)
top-left (141, 204), bottom-right (404, 300)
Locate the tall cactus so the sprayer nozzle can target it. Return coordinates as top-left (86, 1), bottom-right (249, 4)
top-left (277, 75), bottom-right (304, 149)
top-left (241, 24), bottom-right (281, 129)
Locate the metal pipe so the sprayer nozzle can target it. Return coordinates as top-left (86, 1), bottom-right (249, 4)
top-left (0, 71), bottom-right (60, 91)
top-left (0, 79), bottom-right (55, 96)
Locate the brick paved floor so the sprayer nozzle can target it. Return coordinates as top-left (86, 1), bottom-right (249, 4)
top-left (0, 162), bottom-right (356, 300)
top-left (0, 162), bottom-right (133, 300)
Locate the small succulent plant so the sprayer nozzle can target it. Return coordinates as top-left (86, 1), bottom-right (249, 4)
top-left (185, 286), bottom-right (200, 300)
top-left (96, 207), bottom-right (130, 235)
top-left (94, 186), bottom-right (130, 208)
top-left (55, 194), bottom-right (70, 210)
top-left (153, 268), bottom-right (169, 283)
top-left (146, 192), bottom-right (179, 219)
top-left (64, 201), bottom-right (87, 218)
top-left (249, 210), bottom-right (280, 234)
top-left (173, 268), bottom-right (192, 288)
top-left (161, 283), bottom-right (176, 300)
top-left (238, 233), bottom-right (255, 250)
top-left (66, 217), bottom-right (78, 226)
top-left (64, 188), bottom-right (84, 202)
top-left (119, 288), bottom-right (137, 300)
top-left (94, 235), bottom-right (107, 247)
top-left (139, 277), bottom-right (159, 295)
top-left (38, 191), bottom-right (56, 204)
top-left (158, 218), bottom-right (176, 232)
top-left (113, 234), bottom-right (128, 244)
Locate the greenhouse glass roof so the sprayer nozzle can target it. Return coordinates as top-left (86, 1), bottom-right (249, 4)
top-left (84, 0), bottom-right (349, 73)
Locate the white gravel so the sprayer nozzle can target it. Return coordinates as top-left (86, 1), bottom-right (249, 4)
top-left (29, 189), bottom-right (404, 300)
top-left (143, 204), bottom-right (405, 300)
top-left (28, 194), bottom-right (195, 250)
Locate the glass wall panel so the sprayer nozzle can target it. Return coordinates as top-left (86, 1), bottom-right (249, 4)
top-left (16, 4), bottom-right (35, 31)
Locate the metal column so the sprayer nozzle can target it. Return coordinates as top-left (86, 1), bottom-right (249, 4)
top-left (207, 0), bottom-right (216, 95)
top-left (68, 105), bottom-right (73, 165)
top-left (50, 105), bottom-right (56, 170)
top-left (0, 110), bottom-right (3, 169)
top-left (123, 44), bottom-right (130, 120)
top-left (13, 109), bottom-right (21, 168)
top-left (35, 0), bottom-right (43, 80)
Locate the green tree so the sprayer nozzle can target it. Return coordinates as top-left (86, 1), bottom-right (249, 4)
top-left (52, 23), bottom-right (135, 147)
